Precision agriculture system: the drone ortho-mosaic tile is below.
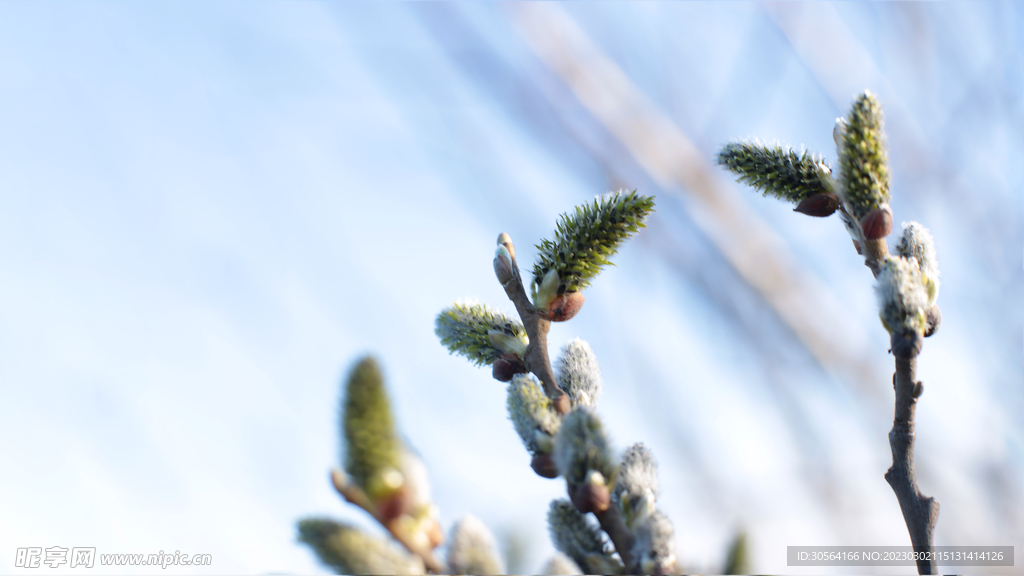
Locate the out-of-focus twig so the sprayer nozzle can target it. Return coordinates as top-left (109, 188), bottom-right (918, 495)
top-left (331, 469), bottom-right (444, 574)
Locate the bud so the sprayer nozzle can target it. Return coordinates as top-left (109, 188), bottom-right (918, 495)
top-left (507, 374), bottom-right (561, 456)
top-left (547, 499), bottom-right (623, 575)
top-left (614, 443), bottom-right (659, 530)
top-left (793, 193), bottom-right (839, 217)
top-left (533, 190), bottom-right (655, 293)
top-left (297, 518), bottom-right (425, 575)
top-left (833, 118), bottom-right (847, 153)
top-left (532, 268), bottom-right (561, 312)
top-left (497, 232), bottom-right (515, 260)
top-left (341, 357), bottom-right (402, 503)
top-left (717, 141), bottom-right (834, 203)
top-left (488, 330), bottom-right (528, 357)
top-left (447, 515), bottom-right (503, 575)
top-left (543, 553), bottom-right (584, 575)
top-left (554, 338), bottom-right (603, 408)
top-left (570, 471), bottom-right (611, 513)
top-left (876, 256), bottom-right (929, 339)
top-left (860, 206), bottom-right (893, 240)
top-left (547, 291), bottom-right (585, 322)
top-left (531, 453), bottom-right (560, 478)
top-left (924, 304), bottom-right (941, 338)
top-left (494, 244), bottom-right (514, 284)
top-left (897, 221), bottom-right (940, 305)
top-left (837, 92), bottom-right (891, 220)
top-left (492, 353), bottom-right (527, 382)
top-left (631, 511), bottom-right (677, 576)
top-left (435, 302), bottom-right (528, 367)
top-left (553, 407), bottom-right (616, 488)
top-left (723, 531), bottom-right (750, 575)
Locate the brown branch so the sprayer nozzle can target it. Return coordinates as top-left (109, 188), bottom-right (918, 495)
top-left (845, 216), bottom-right (939, 575)
top-left (884, 359), bottom-right (939, 575)
top-left (498, 234), bottom-right (637, 568)
top-left (594, 506), bottom-right (636, 571)
top-left (331, 469), bottom-right (444, 574)
top-left (497, 234), bottom-right (571, 415)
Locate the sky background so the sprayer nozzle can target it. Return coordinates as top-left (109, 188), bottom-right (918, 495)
top-left (1, 2), bottom-right (1022, 575)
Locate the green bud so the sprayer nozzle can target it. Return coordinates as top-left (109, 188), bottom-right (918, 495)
top-left (488, 330), bottom-right (528, 358)
top-left (532, 268), bottom-right (561, 311)
top-left (838, 91), bottom-right (891, 219)
top-left (717, 141), bottom-right (833, 203)
top-left (341, 356), bottom-right (401, 502)
top-left (532, 190), bottom-right (655, 294)
top-left (435, 302), bottom-right (528, 366)
top-left (297, 518), bottom-right (424, 575)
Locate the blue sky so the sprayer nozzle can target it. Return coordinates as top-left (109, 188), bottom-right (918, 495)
top-left (1, 2), bottom-right (1022, 574)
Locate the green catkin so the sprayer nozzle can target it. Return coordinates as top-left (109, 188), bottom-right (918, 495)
top-left (297, 518), bottom-right (423, 575)
top-left (532, 190), bottom-right (655, 294)
top-left (342, 356), bottom-right (401, 498)
top-left (435, 302), bottom-right (528, 366)
top-left (839, 91), bottom-right (890, 219)
top-left (717, 141), bottom-right (832, 202)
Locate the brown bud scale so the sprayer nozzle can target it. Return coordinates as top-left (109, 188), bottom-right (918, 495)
top-left (375, 486), bottom-right (414, 523)
top-left (924, 304), bottom-right (941, 338)
top-left (546, 291), bottom-right (585, 322)
top-left (860, 207), bottom-right (893, 240)
top-left (793, 193), bottom-right (839, 217)
top-left (530, 453), bottom-right (560, 478)
top-left (570, 483), bottom-right (610, 514)
top-left (492, 353), bottom-right (527, 382)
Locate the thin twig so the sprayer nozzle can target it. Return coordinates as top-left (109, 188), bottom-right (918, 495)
top-left (850, 226), bottom-right (939, 575)
top-left (498, 237), bottom-right (571, 415)
top-left (884, 360), bottom-right (939, 575)
top-left (594, 506), bottom-right (636, 571)
top-left (330, 469), bottom-right (444, 574)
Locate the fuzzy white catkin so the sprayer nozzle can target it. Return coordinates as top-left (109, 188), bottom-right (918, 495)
top-left (555, 338), bottom-right (603, 408)
top-left (399, 446), bottom-right (432, 511)
top-left (542, 552), bottom-right (584, 575)
top-left (447, 514), bottom-right (503, 575)
top-left (631, 510), bottom-right (677, 575)
top-left (897, 221), bottom-right (940, 301)
top-left (547, 500), bottom-right (622, 575)
top-left (876, 256), bottom-right (930, 334)
top-left (553, 407), bottom-right (614, 485)
top-left (614, 443), bottom-right (659, 529)
top-left (507, 373), bottom-right (561, 454)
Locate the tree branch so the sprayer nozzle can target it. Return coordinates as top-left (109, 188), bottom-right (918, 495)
top-left (497, 235), bottom-right (571, 415)
top-left (884, 359), bottom-right (939, 575)
top-left (846, 222), bottom-right (939, 575)
top-left (331, 469), bottom-right (444, 574)
top-left (594, 506), bottom-right (636, 572)
top-left (498, 234), bottom-right (640, 569)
